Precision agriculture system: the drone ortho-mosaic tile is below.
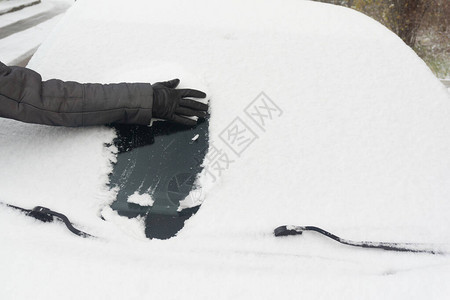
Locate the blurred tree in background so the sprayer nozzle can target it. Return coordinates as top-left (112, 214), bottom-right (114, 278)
top-left (314, 0), bottom-right (450, 78)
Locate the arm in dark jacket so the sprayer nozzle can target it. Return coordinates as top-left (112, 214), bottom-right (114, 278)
top-left (0, 61), bottom-right (153, 126)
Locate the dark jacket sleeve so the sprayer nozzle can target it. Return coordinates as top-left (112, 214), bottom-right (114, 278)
top-left (0, 61), bottom-right (154, 126)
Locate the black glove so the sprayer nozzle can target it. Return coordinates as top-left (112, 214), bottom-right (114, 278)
top-left (152, 79), bottom-right (208, 126)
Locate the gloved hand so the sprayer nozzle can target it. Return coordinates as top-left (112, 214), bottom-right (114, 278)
top-left (152, 79), bottom-right (208, 126)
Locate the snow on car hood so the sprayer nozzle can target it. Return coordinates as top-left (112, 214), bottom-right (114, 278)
top-left (2, 0), bottom-right (450, 298)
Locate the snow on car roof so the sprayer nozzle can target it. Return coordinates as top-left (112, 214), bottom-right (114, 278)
top-left (1, 0), bottom-right (450, 298)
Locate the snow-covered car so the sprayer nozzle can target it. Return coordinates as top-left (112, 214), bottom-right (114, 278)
top-left (1, 0), bottom-right (450, 298)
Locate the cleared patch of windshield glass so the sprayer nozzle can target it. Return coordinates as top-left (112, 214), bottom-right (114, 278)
top-left (108, 117), bottom-right (208, 239)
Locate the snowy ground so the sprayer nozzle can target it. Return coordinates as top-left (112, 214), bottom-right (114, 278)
top-left (0, 0), bottom-right (39, 15)
top-left (0, 0), bottom-right (72, 65)
top-left (1, 0), bottom-right (450, 299)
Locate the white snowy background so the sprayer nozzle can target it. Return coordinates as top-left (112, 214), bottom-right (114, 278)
top-left (1, 0), bottom-right (450, 299)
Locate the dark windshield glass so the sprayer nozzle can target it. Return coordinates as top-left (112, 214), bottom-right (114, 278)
top-left (108, 117), bottom-right (209, 239)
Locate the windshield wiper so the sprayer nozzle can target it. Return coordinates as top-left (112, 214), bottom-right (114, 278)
top-left (2, 203), bottom-right (93, 238)
top-left (274, 225), bottom-right (444, 255)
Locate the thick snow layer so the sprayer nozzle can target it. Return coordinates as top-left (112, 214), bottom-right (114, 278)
top-left (2, 0), bottom-right (450, 298)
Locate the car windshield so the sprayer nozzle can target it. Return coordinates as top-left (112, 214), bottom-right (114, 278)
top-left (108, 117), bottom-right (209, 239)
